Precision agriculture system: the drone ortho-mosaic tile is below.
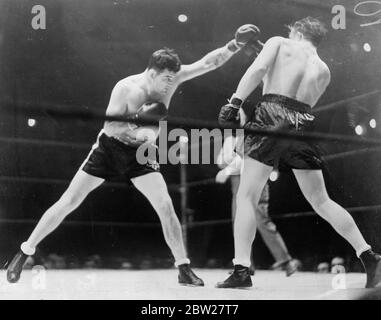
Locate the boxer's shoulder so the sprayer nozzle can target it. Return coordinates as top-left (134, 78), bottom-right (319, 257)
top-left (115, 75), bottom-right (141, 91)
top-left (114, 76), bottom-right (147, 100)
top-left (319, 60), bottom-right (330, 73)
top-left (261, 36), bottom-right (286, 52)
top-left (266, 36), bottom-right (287, 45)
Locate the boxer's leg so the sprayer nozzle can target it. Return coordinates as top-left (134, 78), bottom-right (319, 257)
top-left (293, 169), bottom-right (381, 288)
top-left (132, 172), bottom-right (204, 286)
top-left (132, 172), bottom-right (186, 262)
top-left (216, 157), bottom-right (272, 288)
top-left (28, 170), bottom-right (104, 249)
top-left (230, 175), bottom-right (255, 275)
top-left (230, 175), bottom-right (240, 223)
top-left (293, 169), bottom-right (369, 255)
top-left (7, 169), bottom-right (104, 283)
top-left (233, 158), bottom-right (273, 267)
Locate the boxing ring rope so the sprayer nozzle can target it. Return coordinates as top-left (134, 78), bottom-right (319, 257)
top-left (1, 93), bottom-right (381, 253)
top-left (1, 204), bottom-right (380, 229)
top-left (1, 145), bottom-right (380, 189)
top-left (312, 89), bottom-right (381, 114)
top-left (0, 136), bottom-right (89, 150)
top-left (2, 97), bottom-right (381, 146)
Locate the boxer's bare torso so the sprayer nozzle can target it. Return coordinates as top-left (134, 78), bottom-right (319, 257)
top-left (103, 72), bottom-right (180, 144)
top-left (262, 37), bottom-right (330, 107)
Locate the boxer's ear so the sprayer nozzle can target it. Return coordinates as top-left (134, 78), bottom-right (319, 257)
top-left (147, 68), bottom-right (157, 81)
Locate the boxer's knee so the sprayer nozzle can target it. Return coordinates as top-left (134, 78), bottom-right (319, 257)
top-left (305, 190), bottom-right (330, 213)
top-left (59, 191), bottom-right (86, 211)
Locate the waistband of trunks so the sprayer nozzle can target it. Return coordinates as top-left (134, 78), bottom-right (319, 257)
top-left (261, 94), bottom-right (312, 113)
top-left (102, 132), bottom-right (158, 150)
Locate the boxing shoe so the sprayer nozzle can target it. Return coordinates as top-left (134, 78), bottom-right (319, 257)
top-left (216, 265), bottom-right (252, 289)
top-left (271, 259), bottom-right (299, 277)
top-left (359, 249), bottom-right (381, 288)
top-left (284, 259), bottom-right (299, 277)
top-left (178, 264), bottom-right (204, 287)
top-left (229, 265), bottom-right (255, 276)
top-left (6, 250), bottom-right (29, 283)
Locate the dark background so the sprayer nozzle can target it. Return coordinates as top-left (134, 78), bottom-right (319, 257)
top-left (0, 0), bottom-right (381, 270)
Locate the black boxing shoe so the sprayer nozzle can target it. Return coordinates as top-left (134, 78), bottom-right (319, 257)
top-left (359, 249), bottom-right (381, 288)
top-left (271, 259), bottom-right (299, 277)
top-left (228, 265), bottom-right (255, 276)
top-left (6, 250), bottom-right (29, 283)
top-left (178, 264), bottom-right (204, 287)
top-left (216, 265), bottom-right (252, 289)
top-left (284, 259), bottom-right (299, 277)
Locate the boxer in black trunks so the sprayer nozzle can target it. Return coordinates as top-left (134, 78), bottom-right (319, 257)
top-left (217, 17), bottom-right (381, 289)
top-left (7, 24), bottom-right (262, 285)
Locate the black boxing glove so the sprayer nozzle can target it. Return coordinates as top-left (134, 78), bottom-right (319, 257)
top-left (218, 97), bottom-right (243, 125)
top-left (136, 101), bottom-right (168, 124)
top-left (235, 24), bottom-right (261, 46)
top-left (242, 40), bottom-right (264, 57)
top-left (124, 102), bottom-right (167, 146)
top-left (227, 24), bottom-right (261, 52)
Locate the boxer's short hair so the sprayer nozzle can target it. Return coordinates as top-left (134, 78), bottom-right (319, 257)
top-left (288, 17), bottom-right (327, 47)
top-left (148, 48), bottom-right (181, 73)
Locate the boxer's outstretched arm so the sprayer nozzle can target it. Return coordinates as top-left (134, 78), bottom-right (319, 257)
top-left (178, 24), bottom-right (261, 82)
top-left (177, 44), bottom-right (237, 82)
top-left (235, 36), bottom-right (282, 102)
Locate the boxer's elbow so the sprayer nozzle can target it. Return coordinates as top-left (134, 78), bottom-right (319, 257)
top-left (203, 58), bottom-right (219, 71)
top-left (204, 51), bottom-right (228, 70)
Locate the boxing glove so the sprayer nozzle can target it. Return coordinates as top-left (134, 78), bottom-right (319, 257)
top-left (218, 97), bottom-right (243, 125)
top-left (136, 101), bottom-right (167, 122)
top-left (227, 24), bottom-right (261, 52)
top-left (242, 40), bottom-right (264, 57)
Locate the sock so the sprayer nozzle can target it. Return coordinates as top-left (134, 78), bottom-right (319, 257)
top-left (233, 258), bottom-right (250, 268)
top-left (356, 245), bottom-right (372, 258)
top-left (21, 242), bottom-right (36, 256)
top-left (234, 264), bottom-right (249, 272)
top-left (175, 258), bottom-right (190, 267)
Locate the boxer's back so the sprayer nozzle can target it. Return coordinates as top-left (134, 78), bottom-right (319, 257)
top-left (263, 38), bottom-right (330, 107)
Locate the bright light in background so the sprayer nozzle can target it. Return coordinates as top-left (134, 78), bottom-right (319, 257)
top-left (355, 125), bottom-right (364, 135)
top-left (28, 118), bottom-right (36, 127)
top-left (369, 119), bottom-right (377, 128)
top-left (178, 14), bottom-right (188, 23)
top-left (269, 170), bottom-right (279, 182)
top-left (363, 43), bottom-right (371, 52)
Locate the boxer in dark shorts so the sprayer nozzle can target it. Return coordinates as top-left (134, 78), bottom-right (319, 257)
top-left (7, 24), bottom-right (262, 285)
top-left (217, 17), bottom-right (381, 289)
top-left (82, 131), bottom-right (160, 182)
top-left (242, 93), bottom-right (323, 172)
